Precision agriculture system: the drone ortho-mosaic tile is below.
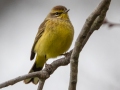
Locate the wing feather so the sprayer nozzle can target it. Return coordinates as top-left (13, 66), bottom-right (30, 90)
top-left (30, 19), bottom-right (47, 60)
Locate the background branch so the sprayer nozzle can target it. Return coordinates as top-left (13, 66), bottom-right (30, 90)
top-left (68, 0), bottom-right (111, 90)
top-left (103, 19), bottom-right (120, 28)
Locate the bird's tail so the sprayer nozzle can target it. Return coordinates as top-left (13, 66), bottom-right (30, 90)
top-left (24, 55), bottom-right (46, 84)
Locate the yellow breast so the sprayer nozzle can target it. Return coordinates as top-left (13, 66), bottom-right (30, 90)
top-left (35, 18), bottom-right (74, 59)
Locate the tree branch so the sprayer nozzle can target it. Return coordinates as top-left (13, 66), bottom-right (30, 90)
top-left (103, 19), bottom-right (120, 28)
top-left (68, 0), bottom-right (111, 90)
top-left (37, 51), bottom-right (72, 90)
top-left (37, 79), bottom-right (45, 90)
top-left (0, 52), bottom-right (72, 89)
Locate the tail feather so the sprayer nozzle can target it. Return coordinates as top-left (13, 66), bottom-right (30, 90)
top-left (24, 62), bottom-right (43, 84)
top-left (24, 55), bottom-right (47, 84)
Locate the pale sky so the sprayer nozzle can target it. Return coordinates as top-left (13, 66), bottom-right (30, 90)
top-left (0, 0), bottom-right (120, 90)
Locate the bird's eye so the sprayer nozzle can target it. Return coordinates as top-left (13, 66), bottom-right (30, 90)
top-left (55, 12), bottom-right (59, 15)
top-left (54, 12), bottom-right (62, 16)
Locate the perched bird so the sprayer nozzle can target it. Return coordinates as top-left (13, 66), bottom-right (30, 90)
top-left (24, 5), bottom-right (74, 84)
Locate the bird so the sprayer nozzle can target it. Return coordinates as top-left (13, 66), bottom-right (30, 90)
top-left (24, 5), bottom-right (74, 84)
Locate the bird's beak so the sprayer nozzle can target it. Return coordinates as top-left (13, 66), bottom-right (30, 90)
top-left (64, 9), bottom-right (70, 13)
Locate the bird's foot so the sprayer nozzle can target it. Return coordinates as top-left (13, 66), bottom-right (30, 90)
top-left (61, 52), bottom-right (70, 57)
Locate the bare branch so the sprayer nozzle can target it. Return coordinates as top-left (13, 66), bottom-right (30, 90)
top-left (103, 19), bottom-right (120, 28)
top-left (0, 71), bottom-right (48, 88)
top-left (68, 0), bottom-right (111, 90)
top-left (82, 0), bottom-right (110, 49)
top-left (36, 51), bottom-right (72, 90)
top-left (0, 52), bottom-right (71, 89)
top-left (37, 79), bottom-right (45, 90)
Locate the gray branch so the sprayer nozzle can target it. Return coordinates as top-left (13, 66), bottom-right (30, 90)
top-left (0, 52), bottom-right (71, 89)
top-left (68, 0), bottom-right (111, 90)
top-left (37, 79), bottom-right (45, 90)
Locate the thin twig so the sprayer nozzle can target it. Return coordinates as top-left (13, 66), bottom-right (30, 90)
top-left (68, 0), bottom-right (111, 90)
top-left (103, 19), bottom-right (120, 28)
top-left (82, 0), bottom-right (110, 49)
top-left (37, 79), bottom-right (45, 90)
top-left (0, 53), bottom-right (71, 89)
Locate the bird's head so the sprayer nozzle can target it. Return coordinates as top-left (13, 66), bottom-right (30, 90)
top-left (47, 5), bottom-right (70, 20)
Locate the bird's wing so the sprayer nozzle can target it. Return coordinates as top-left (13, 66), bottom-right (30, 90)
top-left (30, 19), bottom-right (47, 60)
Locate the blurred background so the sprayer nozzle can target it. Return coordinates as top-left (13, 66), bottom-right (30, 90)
top-left (0, 0), bottom-right (120, 90)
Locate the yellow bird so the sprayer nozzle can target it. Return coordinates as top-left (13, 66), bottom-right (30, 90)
top-left (24, 5), bottom-right (74, 84)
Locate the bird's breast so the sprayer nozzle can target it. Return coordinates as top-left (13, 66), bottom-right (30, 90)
top-left (35, 19), bottom-right (74, 59)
